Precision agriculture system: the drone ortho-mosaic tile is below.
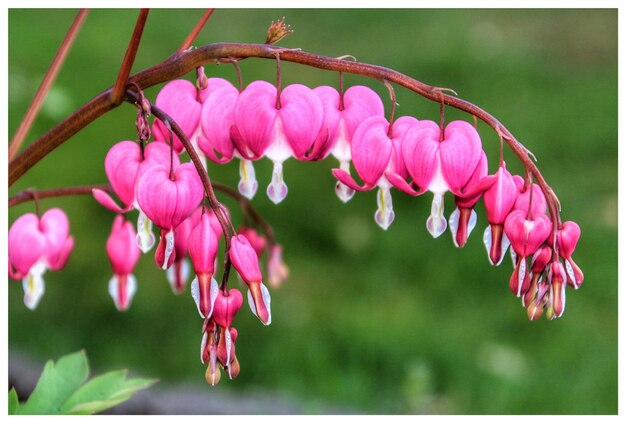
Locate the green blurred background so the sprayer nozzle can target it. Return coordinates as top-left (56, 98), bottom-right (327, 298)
top-left (8, 9), bottom-right (617, 414)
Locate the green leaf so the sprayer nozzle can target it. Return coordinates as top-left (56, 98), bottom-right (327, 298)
top-left (61, 370), bottom-right (156, 415)
top-left (8, 388), bottom-right (19, 415)
top-left (18, 350), bottom-right (89, 415)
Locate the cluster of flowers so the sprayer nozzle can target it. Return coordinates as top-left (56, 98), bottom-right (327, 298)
top-left (7, 69), bottom-right (584, 385)
top-left (151, 73), bottom-right (584, 320)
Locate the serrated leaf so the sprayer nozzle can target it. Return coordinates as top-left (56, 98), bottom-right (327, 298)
top-left (18, 350), bottom-right (89, 415)
top-left (8, 388), bottom-right (19, 415)
top-left (61, 369), bottom-right (157, 415)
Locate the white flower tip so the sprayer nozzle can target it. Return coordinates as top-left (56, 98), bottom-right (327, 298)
top-left (426, 215), bottom-right (447, 238)
top-left (22, 272), bottom-right (45, 311)
top-left (335, 181), bottom-right (355, 203)
top-left (266, 181), bottom-right (288, 204)
top-left (136, 211), bottom-right (155, 253)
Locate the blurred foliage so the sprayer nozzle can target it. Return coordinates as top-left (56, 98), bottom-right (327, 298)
top-left (8, 9), bottom-right (617, 414)
top-left (10, 350), bottom-right (156, 415)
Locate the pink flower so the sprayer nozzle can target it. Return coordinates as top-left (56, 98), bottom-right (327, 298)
top-left (188, 213), bottom-right (220, 318)
top-left (92, 141), bottom-right (180, 253)
top-left (229, 234), bottom-right (272, 325)
top-left (106, 215), bottom-right (141, 311)
top-left (333, 115), bottom-right (417, 230)
top-left (152, 78), bottom-right (234, 154)
top-left (449, 152), bottom-right (489, 248)
top-left (482, 163), bottom-right (518, 266)
top-left (523, 245), bottom-right (552, 308)
top-left (211, 289), bottom-right (243, 379)
top-left (198, 85), bottom-right (240, 164)
top-left (312, 85), bottom-right (385, 202)
top-left (267, 244), bottom-right (289, 288)
top-left (135, 162), bottom-right (204, 270)
top-left (386, 120), bottom-right (484, 238)
top-left (8, 209), bottom-right (74, 310)
top-left (556, 221), bottom-right (584, 289)
top-left (504, 210), bottom-right (552, 297)
top-left (232, 81), bottom-right (324, 203)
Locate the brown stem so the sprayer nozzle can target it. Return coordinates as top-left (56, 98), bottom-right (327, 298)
top-left (382, 79), bottom-right (397, 137)
top-left (178, 9), bottom-right (215, 53)
top-left (8, 42), bottom-right (561, 237)
top-left (8, 184), bottom-right (112, 207)
top-left (110, 9), bottom-right (149, 105)
top-left (127, 91), bottom-right (235, 286)
top-left (8, 9), bottom-right (88, 161)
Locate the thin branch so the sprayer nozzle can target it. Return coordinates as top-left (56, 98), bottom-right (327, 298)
top-left (110, 9), bottom-right (149, 105)
top-left (8, 9), bottom-right (88, 161)
top-left (8, 184), bottom-right (111, 207)
top-left (178, 9), bottom-right (215, 53)
top-left (8, 42), bottom-right (561, 236)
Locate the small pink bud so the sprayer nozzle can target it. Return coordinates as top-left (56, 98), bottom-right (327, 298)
top-left (512, 176), bottom-right (547, 216)
top-left (504, 210), bottom-right (552, 258)
top-left (549, 261), bottom-right (567, 318)
top-left (188, 213), bottom-right (220, 318)
top-left (106, 216), bottom-right (140, 311)
top-left (212, 289), bottom-right (243, 329)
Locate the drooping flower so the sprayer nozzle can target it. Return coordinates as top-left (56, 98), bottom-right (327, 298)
top-left (547, 260), bottom-right (567, 319)
top-left (267, 244), bottom-right (289, 288)
top-left (482, 163), bottom-right (518, 266)
top-left (523, 244), bottom-right (552, 308)
top-left (188, 212), bottom-right (220, 318)
top-left (92, 141), bottom-right (180, 253)
top-left (152, 78), bottom-right (234, 154)
top-left (135, 162), bottom-right (204, 270)
top-left (229, 234), bottom-right (272, 325)
top-left (211, 289), bottom-right (243, 379)
top-left (8, 209), bottom-right (74, 310)
top-left (504, 210), bottom-right (552, 298)
top-left (312, 85), bottom-right (385, 202)
top-left (232, 80), bottom-right (324, 204)
top-left (106, 215), bottom-right (141, 311)
top-left (333, 115), bottom-right (417, 229)
top-left (385, 120), bottom-right (484, 238)
top-left (166, 208), bottom-right (201, 294)
top-left (448, 151), bottom-right (489, 248)
top-left (556, 221), bottom-right (584, 289)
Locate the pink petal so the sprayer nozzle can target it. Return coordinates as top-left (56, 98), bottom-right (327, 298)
top-left (171, 163), bottom-right (204, 229)
top-left (455, 152), bottom-right (489, 208)
top-left (8, 213), bottom-right (47, 276)
top-left (310, 86), bottom-right (342, 160)
top-left (388, 116), bottom-right (419, 178)
top-left (104, 141), bottom-right (142, 209)
top-left (384, 171), bottom-right (423, 196)
top-left (340, 85), bottom-right (385, 142)
top-left (331, 168), bottom-right (372, 192)
top-left (440, 120), bottom-right (483, 194)
top-left (153, 79), bottom-right (202, 153)
top-left (483, 163), bottom-right (518, 224)
top-left (233, 80), bottom-right (279, 158)
top-left (188, 214), bottom-right (219, 275)
top-left (401, 120), bottom-right (440, 191)
top-left (279, 84), bottom-right (324, 159)
top-left (212, 288), bottom-right (243, 328)
top-left (40, 208), bottom-right (71, 267)
top-left (229, 234), bottom-right (263, 283)
top-left (106, 215), bottom-right (140, 275)
top-left (350, 116), bottom-right (393, 186)
top-left (199, 85), bottom-right (239, 163)
top-left (92, 189), bottom-right (132, 213)
top-left (135, 165), bottom-right (179, 230)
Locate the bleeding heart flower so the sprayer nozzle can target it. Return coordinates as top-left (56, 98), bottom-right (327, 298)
top-left (152, 78), bottom-right (234, 154)
top-left (504, 210), bottom-right (552, 297)
top-left (482, 163), bottom-right (518, 266)
top-left (523, 245), bottom-right (552, 307)
top-left (188, 212), bottom-right (220, 318)
top-left (106, 215), bottom-right (141, 311)
top-left (135, 162), bottom-right (204, 270)
top-left (312, 85), bottom-right (385, 202)
top-left (556, 221), bottom-right (584, 289)
top-left (92, 141), bottom-right (180, 253)
top-left (8, 208), bottom-right (74, 310)
top-left (449, 152), bottom-right (489, 248)
top-left (233, 80), bottom-right (324, 204)
top-left (385, 120), bottom-right (483, 238)
top-left (229, 234), bottom-right (272, 325)
top-left (166, 207), bottom-right (201, 294)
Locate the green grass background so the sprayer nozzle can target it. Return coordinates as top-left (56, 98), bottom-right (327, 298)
top-left (8, 9), bottom-right (617, 414)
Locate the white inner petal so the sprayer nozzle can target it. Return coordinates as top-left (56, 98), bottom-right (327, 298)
top-left (266, 160), bottom-right (289, 204)
top-left (374, 186), bottom-right (395, 230)
top-left (136, 210), bottom-right (155, 253)
top-left (335, 160), bottom-right (355, 203)
top-left (238, 159), bottom-right (258, 200)
top-left (330, 120), bottom-right (350, 162)
top-left (161, 230), bottom-right (175, 270)
top-left (190, 277), bottom-right (203, 318)
top-left (426, 192), bottom-right (447, 238)
top-left (23, 262), bottom-right (46, 311)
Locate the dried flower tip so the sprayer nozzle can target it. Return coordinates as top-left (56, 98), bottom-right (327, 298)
top-left (265, 17), bottom-right (293, 45)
